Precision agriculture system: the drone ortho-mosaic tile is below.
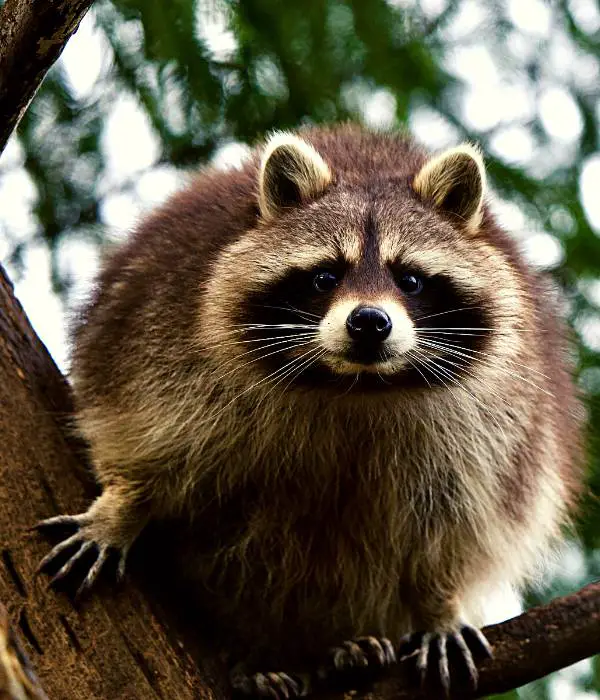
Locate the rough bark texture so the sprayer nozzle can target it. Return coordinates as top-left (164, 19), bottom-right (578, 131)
top-left (0, 264), bottom-right (228, 699)
top-left (1, 261), bottom-right (599, 699)
top-left (0, 602), bottom-right (48, 700)
top-left (0, 0), bottom-right (95, 153)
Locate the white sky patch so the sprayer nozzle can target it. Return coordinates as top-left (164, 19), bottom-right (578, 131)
top-left (449, 45), bottom-right (498, 86)
top-left (100, 190), bottom-right (143, 233)
top-left (507, 0), bottom-right (552, 36)
top-left (491, 197), bottom-right (527, 238)
top-left (418, 0), bottom-right (449, 19)
top-left (8, 244), bottom-right (68, 372)
top-left (211, 142), bottom-right (252, 170)
top-left (550, 540), bottom-right (588, 583)
top-left (135, 165), bottom-right (184, 204)
top-left (409, 106), bottom-right (460, 150)
top-left (102, 94), bottom-right (161, 180)
top-left (506, 29), bottom-right (538, 63)
top-left (0, 168), bottom-right (38, 245)
top-left (343, 80), bottom-right (397, 127)
top-left (0, 135), bottom-right (24, 168)
top-left (551, 659), bottom-right (595, 700)
top-left (194, 0), bottom-right (238, 62)
top-left (489, 126), bottom-right (535, 165)
top-left (579, 278), bottom-right (600, 308)
top-left (59, 11), bottom-right (111, 100)
top-left (361, 88), bottom-right (397, 130)
top-left (438, 0), bottom-right (488, 41)
top-left (539, 87), bottom-right (584, 142)
top-left (575, 312), bottom-right (600, 352)
top-left (461, 82), bottom-right (536, 132)
top-left (522, 231), bottom-right (565, 269)
top-left (481, 583), bottom-right (522, 625)
top-left (579, 154), bottom-right (600, 232)
top-left (568, 0), bottom-right (600, 34)
top-left (100, 166), bottom-right (184, 237)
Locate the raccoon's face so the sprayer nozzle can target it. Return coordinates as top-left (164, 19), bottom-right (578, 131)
top-left (202, 132), bottom-right (524, 393)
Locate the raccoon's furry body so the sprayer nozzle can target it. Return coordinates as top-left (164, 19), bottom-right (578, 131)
top-left (42, 125), bottom-right (583, 680)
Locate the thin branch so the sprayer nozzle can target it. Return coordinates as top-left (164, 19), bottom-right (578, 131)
top-left (316, 582), bottom-right (600, 699)
top-left (0, 0), bottom-right (95, 154)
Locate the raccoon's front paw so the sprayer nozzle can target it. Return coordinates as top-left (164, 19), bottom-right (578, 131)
top-left (36, 510), bottom-right (131, 597)
top-left (230, 668), bottom-right (310, 699)
top-left (399, 624), bottom-right (492, 695)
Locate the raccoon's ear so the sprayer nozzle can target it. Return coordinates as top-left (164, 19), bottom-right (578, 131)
top-left (412, 144), bottom-right (486, 231)
top-left (258, 132), bottom-right (332, 221)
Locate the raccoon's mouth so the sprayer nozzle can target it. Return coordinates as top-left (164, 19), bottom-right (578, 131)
top-left (342, 344), bottom-right (386, 366)
top-left (320, 349), bottom-right (409, 376)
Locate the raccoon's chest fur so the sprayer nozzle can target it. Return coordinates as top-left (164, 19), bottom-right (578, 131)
top-left (186, 394), bottom-right (515, 657)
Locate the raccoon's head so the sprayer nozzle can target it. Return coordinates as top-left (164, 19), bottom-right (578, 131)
top-left (201, 129), bottom-right (526, 395)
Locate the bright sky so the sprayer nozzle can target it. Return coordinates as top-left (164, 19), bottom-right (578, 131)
top-left (0, 3), bottom-right (598, 695)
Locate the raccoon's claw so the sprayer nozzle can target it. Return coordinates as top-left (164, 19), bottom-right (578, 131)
top-left (35, 513), bottom-right (90, 532)
top-left (36, 512), bottom-right (128, 596)
top-left (328, 636), bottom-right (396, 672)
top-left (231, 669), bottom-right (310, 699)
top-left (400, 624), bottom-right (492, 695)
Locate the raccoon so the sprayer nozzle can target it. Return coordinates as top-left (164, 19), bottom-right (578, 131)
top-left (38, 124), bottom-right (583, 696)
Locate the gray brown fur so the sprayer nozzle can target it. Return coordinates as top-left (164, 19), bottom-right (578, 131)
top-left (64, 124), bottom-right (583, 670)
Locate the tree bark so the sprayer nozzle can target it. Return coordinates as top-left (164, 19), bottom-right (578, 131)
top-left (1, 261), bottom-right (599, 698)
top-left (0, 602), bottom-right (48, 700)
top-left (0, 0), bottom-right (95, 153)
top-left (0, 264), bottom-right (227, 699)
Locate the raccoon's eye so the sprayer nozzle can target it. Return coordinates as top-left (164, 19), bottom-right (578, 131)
top-left (313, 270), bottom-right (339, 293)
top-left (396, 273), bottom-right (423, 295)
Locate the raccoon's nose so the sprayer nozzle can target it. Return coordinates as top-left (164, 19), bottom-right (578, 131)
top-left (346, 306), bottom-right (392, 342)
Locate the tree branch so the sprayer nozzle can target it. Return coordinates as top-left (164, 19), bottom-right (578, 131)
top-left (318, 582), bottom-right (600, 700)
top-left (0, 0), bottom-right (95, 154)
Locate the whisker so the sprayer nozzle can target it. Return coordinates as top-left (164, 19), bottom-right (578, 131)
top-left (252, 346), bottom-right (327, 410)
top-left (253, 303), bottom-right (322, 323)
top-left (277, 348), bottom-right (328, 396)
top-left (415, 333), bottom-right (550, 379)
top-left (230, 323), bottom-right (317, 330)
top-left (376, 347), bottom-right (392, 385)
top-left (433, 354), bottom-right (511, 408)
top-left (409, 349), bottom-right (464, 408)
top-left (335, 371), bottom-right (361, 398)
top-left (284, 303), bottom-right (321, 320)
top-left (415, 330), bottom-right (490, 336)
top-left (220, 335), bottom-right (316, 363)
top-left (205, 344), bottom-right (321, 423)
top-left (200, 331), bottom-right (318, 353)
top-left (412, 349), bottom-right (507, 427)
top-left (416, 338), bottom-right (552, 395)
top-left (212, 337), bottom-right (318, 386)
top-left (416, 335), bottom-right (551, 383)
top-left (413, 307), bottom-right (482, 322)
top-left (404, 350), bottom-right (432, 388)
top-left (415, 327), bottom-right (538, 334)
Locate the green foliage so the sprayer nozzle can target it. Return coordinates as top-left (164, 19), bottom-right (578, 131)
top-left (0, 1), bottom-right (599, 697)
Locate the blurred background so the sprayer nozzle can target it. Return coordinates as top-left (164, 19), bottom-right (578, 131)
top-left (0, 0), bottom-right (599, 697)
